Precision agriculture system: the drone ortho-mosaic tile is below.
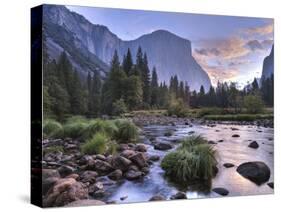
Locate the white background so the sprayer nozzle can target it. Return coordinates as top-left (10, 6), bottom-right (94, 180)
top-left (0, 0), bottom-right (279, 211)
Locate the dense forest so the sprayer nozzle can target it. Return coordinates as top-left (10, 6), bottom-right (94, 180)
top-left (43, 47), bottom-right (274, 120)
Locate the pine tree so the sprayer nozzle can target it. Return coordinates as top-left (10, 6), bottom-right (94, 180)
top-left (70, 70), bottom-right (87, 115)
top-left (91, 71), bottom-right (102, 116)
top-left (184, 82), bottom-right (190, 106)
top-left (141, 53), bottom-right (151, 106)
top-left (122, 48), bottom-right (133, 76)
top-left (198, 85), bottom-right (205, 106)
top-left (151, 67), bottom-right (159, 106)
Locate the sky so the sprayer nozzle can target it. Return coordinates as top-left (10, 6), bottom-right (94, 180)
top-left (67, 5), bottom-right (274, 87)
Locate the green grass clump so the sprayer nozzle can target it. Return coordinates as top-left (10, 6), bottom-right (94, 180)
top-left (43, 119), bottom-right (64, 139)
top-left (161, 136), bottom-right (217, 184)
top-left (83, 119), bottom-right (118, 140)
top-left (114, 119), bottom-right (139, 143)
top-left (81, 133), bottom-right (109, 155)
top-left (204, 114), bottom-right (273, 121)
top-left (197, 107), bottom-right (225, 117)
top-left (63, 121), bottom-right (88, 139)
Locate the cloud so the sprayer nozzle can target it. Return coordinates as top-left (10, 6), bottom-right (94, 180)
top-left (197, 37), bottom-right (250, 60)
top-left (245, 23), bottom-right (273, 35)
top-left (246, 40), bottom-right (263, 51)
top-left (195, 48), bottom-right (220, 57)
top-left (246, 39), bottom-right (273, 51)
top-left (193, 51), bottom-right (240, 85)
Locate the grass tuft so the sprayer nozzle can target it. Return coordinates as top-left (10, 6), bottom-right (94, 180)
top-left (81, 133), bottom-right (109, 155)
top-left (114, 119), bottom-right (139, 143)
top-left (161, 136), bottom-right (217, 184)
top-left (43, 119), bottom-right (64, 139)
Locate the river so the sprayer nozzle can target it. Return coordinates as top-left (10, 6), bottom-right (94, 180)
top-left (103, 123), bottom-right (274, 203)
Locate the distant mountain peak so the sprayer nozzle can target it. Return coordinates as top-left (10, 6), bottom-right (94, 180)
top-left (43, 5), bottom-right (211, 91)
top-left (261, 45), bottom-right (274, 80)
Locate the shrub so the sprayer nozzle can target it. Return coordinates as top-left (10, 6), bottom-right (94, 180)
top-left (204, 114), bottom-right (273, 121)
top-left (43, 119), bottom-right (64, 139)
top-left (244, 95), bottom-right (265, 114)
top-left (112, 98), bottom-right (127, 116)
top-left (161, 136), bottom-right (217, 184)
top-left (63, 121), bottom-right (88, 139)
top-left (81, 133), bottom-right (109, 155)
top-left (83, 119), bottom-right (118, 140)
top-left (167, 99), bottom-right (188, 117)
top-left (197, 107), bottom-right (224, 117)
top-left (114, 119), bottom-right (139, 143)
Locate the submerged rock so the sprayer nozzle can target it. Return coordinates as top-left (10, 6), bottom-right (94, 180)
top-left (267, 182), bottom-right (274, 189)
top-left (223, 163), bottom-right (235, 168)
top-left (236, 161), bottom-right (270, 185)
top-left (212, 187), bottom-right (229, 196)
top-left (248, 141), bottom-right (259, 149)
top-left (170, 192), bottom-right (187, 200)
top-left (154, 142), bottom-right (173, 150)
top-left (125, 170), bottom-right (142, 180)
top-left (149, 195), bottom-right (166, 201)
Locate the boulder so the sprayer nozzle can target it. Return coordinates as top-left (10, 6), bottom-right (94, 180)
top-left (212, 187), bottom-right (229, 196)
top-left (42, 169), bottom-right (60, 180)
top-left (154, 142), bottom-right (173, 150)
top-left (149, 195), bottom-right (165, 201)
top-left (108, 169), bottom-right (123, 181)
top-left (120, 150), bottom-right (136, 159)
top-left (236, 161), bottom-right (271, 185)
top-left (66, 199), bottom-right (105, 207)
top-left (65, 174), bottom-right (79, 180)
top-left (129, 153), bottom-right (147, 168)
top-left (44, 178), bottom-right (88, 207)
top-left (170, 192), bottom-right (187, 200)
top-left (95, 159), bottom-right (114, 173)
top-left (248, 141), bottom-right (259, 149)
top-left (232, 134), bottom-right (240, 138)
top-left (223, 163), bottom-right (235, 168)
top-left (79, 171), bottom-right (98, 184)
top-left (96, 154), bottom-right (106, 161)
top-left (58, 165), bottom-right (75, 177)
top-left (88, 182), bottom-right (104, 197)
top-left (42, 177), bottom-right (60, 195)
top-left (135, 144), bottom-right (147, 152)
top-left (111, 156), bottom-right (132, 171)
top-left (79, 155), bottom-right (94, 165)
top-left (125, 170), bottom-right (142, 180)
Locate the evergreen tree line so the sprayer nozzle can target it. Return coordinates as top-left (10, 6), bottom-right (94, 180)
top-left (43, 47), bottom-right (274, 120)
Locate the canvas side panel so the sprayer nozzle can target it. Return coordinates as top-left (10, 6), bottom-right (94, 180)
top-left (31, 5), bottom-right (43, 208)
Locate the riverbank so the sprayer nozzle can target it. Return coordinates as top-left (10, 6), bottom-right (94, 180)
top-left (40, 115), bottom-right (274, 207)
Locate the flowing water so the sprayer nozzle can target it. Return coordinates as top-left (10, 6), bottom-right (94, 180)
top-left (104, 123), bottom-right (274, 203)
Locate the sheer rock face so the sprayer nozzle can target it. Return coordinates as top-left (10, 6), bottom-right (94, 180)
top-left (43, 5), bottom-right (211, 91)
top-left (261, 45), bottom-right (274, 80)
